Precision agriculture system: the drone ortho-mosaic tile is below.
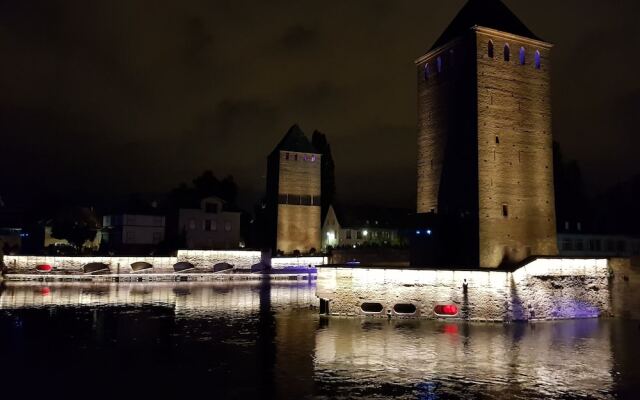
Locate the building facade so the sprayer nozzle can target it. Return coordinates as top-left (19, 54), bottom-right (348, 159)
top-left (415, 0), bottom-right (557, 268)
top-left (102, 213), bottom-right (164, 253)
top-left (266, 125), bottom-right (321, 254)
top-left (178, 196), bottom-right (241, 250)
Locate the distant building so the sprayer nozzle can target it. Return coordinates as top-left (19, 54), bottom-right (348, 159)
top-left (101, 213), bottom-right (164, 254)
top-left (414, 0), bottom-right (557, 268)
top-left (266, 125), bottom-right (322, 254)
top-left (178, 196), bottom-right (241, 250)
top-left (558, 233), bottom-right (640, 258)
top-left (557, 221), bottom-right (640, 258)
top-left (322, 205), bottom-right (410, 249)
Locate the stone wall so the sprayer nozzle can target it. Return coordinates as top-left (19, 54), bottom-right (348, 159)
top-left (2, 250), bottom-right (263, 276)
top-left (316, 258), bottom-right (610, 321)
top-left (609, 257), bottom-right (640, 319)
top-left (276, 205), bottom-right (321, 254)
top-left (276, 148), bottom-right (321, 254)
top-left (270, 256), bottom-right (327, 270)
top-left (476, 28), bottom-right (558, 267)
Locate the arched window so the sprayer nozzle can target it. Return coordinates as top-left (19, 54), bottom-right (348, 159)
top-left (504, 43), bottom-right (510, 62)
top-left (488, 40), bottom-right (494, 58)
top-left (535, 50), bottom-right (541, 69)
top-left (424, 63), bottom-right (431, 80)
top-left (519, 47), bottom-right (526, 65)
top-left (437, 56), bottom-right (443, 73)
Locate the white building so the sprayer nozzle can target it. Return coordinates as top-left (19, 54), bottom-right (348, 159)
top-left (178, 197), bottom-right (241, 250)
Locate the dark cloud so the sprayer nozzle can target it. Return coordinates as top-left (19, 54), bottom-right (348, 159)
top-left (0, 0), bottom-right (638, 210)
top-left (281, 25), bottom-right (317, 51)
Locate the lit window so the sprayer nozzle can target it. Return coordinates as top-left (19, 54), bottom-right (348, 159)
top-left (504, 43), bottom-right (510, 62)
top-left (434, 304), bottom-right (458, 316)
top-left (424, 63), bottom-right (431, 80)
top-left (535, 50), bottom-right (541, 69)
top-left (488, 40), bottom-right (494, 58)
top-left (311, 155), bottom-right (316, 162)
top-left (519, 47), bottom-right (526, 65)
top-left (437, 56), bottom-right (443, 73)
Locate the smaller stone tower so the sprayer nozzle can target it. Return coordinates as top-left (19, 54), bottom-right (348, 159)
top-left (266, 125), bottom-right (322, 254)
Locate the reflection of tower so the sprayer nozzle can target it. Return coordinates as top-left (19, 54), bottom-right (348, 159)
top-left (415, 0), bottom-right (557, 268)
top-left (266, 125), bottom-right (322, 254)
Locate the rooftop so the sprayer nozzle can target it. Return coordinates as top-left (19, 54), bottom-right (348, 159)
top-left (271, 124), bottom-right (319, 155)
top-left (430, 0), bottom-right (542, 51)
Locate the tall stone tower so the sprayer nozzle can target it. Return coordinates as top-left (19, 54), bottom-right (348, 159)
top-left (415, 0), bottom-right (558, 268)
top-left (266, 125), bottom-right (322, 254)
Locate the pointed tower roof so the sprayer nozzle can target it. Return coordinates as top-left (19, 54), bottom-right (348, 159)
top-left (430, 0), bottom-right (542, 51)
top-left (271, 124), bottom-right (319, 154)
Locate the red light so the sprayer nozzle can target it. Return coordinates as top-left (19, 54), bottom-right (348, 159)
top-left (443, 324), bottom-right (459, 334)
top-left (40, 287), bottom-right (51, 296)
top-left (434, 304), bottom-right (459, 316)
top-left (36, 264), bottom-right (52, 272)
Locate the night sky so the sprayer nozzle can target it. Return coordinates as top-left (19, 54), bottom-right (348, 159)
top-left (1, 0), bottom-right (639, 211)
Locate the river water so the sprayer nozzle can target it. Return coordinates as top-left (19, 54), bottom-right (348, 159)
top-left (0, 280), bottom-right (638, 399)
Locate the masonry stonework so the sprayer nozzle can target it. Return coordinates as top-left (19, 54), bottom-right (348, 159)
top-left (415, 5), bottom-right (557, 268)
top-left (317, 258), bottom-right (610, 321)
top-left (266, 126), bottom-right (322, 254)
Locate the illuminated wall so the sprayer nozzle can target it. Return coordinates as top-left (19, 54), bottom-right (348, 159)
top-left (270, 256), bottom-right (327, 270)
top-left (316, 258), bottom-right (610, 321)
top-left (3, 250), bottom-right (263, 276)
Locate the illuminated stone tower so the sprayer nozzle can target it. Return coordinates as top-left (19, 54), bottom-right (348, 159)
top-left (415, 0), bottom-right (558, 268)
top-left (266, 125), bottom-right (322, 254)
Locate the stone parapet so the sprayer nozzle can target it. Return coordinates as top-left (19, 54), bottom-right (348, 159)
top-left (317, 258), bottom-right (611, 321)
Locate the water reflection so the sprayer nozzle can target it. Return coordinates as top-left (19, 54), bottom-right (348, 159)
top-left (314, 319), bottom-right (615, 399)
top-left (0, 280), bottom-right (317, 317)
top-left (0, 281), bottom-right (637, 399)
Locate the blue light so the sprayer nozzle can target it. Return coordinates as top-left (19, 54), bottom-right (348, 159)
top-left (416, 230), bottom-right (421, 235)
top-left (426, 229), bottom-right (432, 236)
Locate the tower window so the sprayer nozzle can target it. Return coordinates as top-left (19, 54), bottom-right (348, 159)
top-left (294, 154), bottom-right (298, 161)
top-left (437, 56), bottom-right (443, 73)
top-left (495, 136), bottom-right (500, 144)
top-left (535, 50), bottom-right (541, 69)
top-left (504, 44), bottom-right (510, 62)
top-left (502, 204), bottom-right (509, 218)
top-left (285, 152), bottom-right (289, 160)
top-left (519, 47), bottom-right (526, 65)
top-left (424, 63), bottom-right (431, 80)
top-left (488, 40), bottom-right (494, 58)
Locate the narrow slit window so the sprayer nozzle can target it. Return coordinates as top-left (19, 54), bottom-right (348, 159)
top-left (504, 44), bottom-right (510, 62)
top-left (519, 47), bottom-right (526, 65)
top-left (495, 136), bottom-right (500, 144)
top-left (488, 40), bottom-right (494, 58)
top-left (502, 204), bottom-right (509, 218)
top-left (424, 63), bottom-right (431, 80)
top-left (437, 56), bottom-right (443, 73)
top-left (535, 50), bottom-right (541, 69)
